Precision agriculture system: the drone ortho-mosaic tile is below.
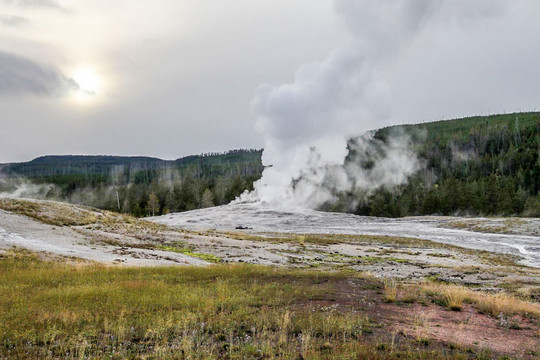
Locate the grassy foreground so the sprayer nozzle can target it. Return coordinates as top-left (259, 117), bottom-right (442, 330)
top-left (1, 251), bottom-right (538, 359)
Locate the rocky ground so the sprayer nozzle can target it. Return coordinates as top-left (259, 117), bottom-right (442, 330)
top-left (0, 198), bottom-right (539, 292)
top-left (151, 203), bottom-right (540, 267)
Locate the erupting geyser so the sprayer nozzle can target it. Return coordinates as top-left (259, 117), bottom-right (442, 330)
top-left (238, 0), bottom-right (520, 210)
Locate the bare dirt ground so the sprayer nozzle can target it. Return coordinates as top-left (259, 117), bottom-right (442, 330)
top-left (440, 216), bottom-right (540, 236)
top-left (296, 278), bottom-right (540, 359)
top-left (386, 303), bottom-right (539, 356)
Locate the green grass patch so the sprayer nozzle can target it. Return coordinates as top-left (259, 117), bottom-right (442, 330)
top-left (0, 251), bottom-right (487, 359)
top-left (157, 244), bottom-right (223, 263)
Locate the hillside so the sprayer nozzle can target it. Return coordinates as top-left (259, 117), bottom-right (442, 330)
top-left (349, 112), bottom-right (540, 217)
top-left (1, 150), bottom-right (263, 179)
top-left (0, 150), bottom-right (264, 216)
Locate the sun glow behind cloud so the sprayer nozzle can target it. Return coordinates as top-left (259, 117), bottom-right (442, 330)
top-left (71, 67), bottom-right (103, 104)
top-left (73, 67), bottom-right (100, 94)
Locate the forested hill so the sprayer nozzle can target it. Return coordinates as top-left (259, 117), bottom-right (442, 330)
top-left (348, 112), bottom-right (540, 217)
top-left (1, 150), bottom-right (263, 179)
top-left (1, 155), bottom-right (167, 177)
top-left (1, 112), bottom-right (538, 217)
top-left (0, 150), bottom-right (264, 216)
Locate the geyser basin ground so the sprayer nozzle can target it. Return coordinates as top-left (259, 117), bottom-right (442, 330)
top-left (150, 202), bottom-right (540, 268)
top-left (1, 198), bottom-right (540, 358)
top-left (0, 198), bottom-right (538, 286)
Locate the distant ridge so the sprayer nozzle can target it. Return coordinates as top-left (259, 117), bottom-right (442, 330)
top-left (1, 149), bottom-right (263, 178)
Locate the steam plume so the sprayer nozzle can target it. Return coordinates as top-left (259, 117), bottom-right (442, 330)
top-left (0, 178), bottom-right (57, 199)
top-left (241, 0), bottom-right (505, 209)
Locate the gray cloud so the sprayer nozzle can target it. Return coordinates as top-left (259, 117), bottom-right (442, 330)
top-left (0, 0), bottom-right (340, 163)
top-left (0, 14), bottom-right (29, 27)
top-left (0, 0), bottom-right (539, 167)
top-left (0, 49), bottom-right (77, 96)
top-left (334, 0), bottom-right (440, 57)
top-left (1, 0), bottom-right (61, 8)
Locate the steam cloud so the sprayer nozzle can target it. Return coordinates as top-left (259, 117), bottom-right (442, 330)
top-left (0, 178), bottom-right (57, 199)
top-left (290, 129), bottom-right (424, 211)
top-left (240, 0), bottom-right (506, 209)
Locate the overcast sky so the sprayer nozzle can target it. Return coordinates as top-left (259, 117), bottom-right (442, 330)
top-left (1, 0), bottom-right (539, 163)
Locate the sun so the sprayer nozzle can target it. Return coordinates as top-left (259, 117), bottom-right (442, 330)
top-left (73, 67), bottom-right (101, 95)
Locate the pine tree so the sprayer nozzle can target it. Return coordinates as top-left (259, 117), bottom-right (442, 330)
top-left (146, 192), bottom-right (160, 216)
top-left (201, 188), bottom-right (214, 208)
top-left (165, 187), bottom-right (177, 213)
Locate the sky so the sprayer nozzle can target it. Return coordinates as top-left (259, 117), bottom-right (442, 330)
top-left (1, 0), bottom-right (539, 163)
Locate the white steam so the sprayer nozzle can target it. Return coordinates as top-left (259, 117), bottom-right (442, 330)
top-left (0, 179), bottom-right (57, 199)
top-left (345, 130), bottom-right (423, 192)
top-left (240, 0), bottom-right (505, 209)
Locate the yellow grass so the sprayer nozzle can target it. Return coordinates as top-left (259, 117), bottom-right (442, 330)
top-left (384, 281), bottom-right (419, 304)
top-left (0, 250), bottom-right (493, 359)
top-left (384, 280), bottom-right (398, 303)
top-left (422, 283), bottom-right (540, 318)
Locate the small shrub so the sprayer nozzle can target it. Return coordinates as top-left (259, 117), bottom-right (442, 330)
top-left (384, 280), bottom-right (398, 303)
top-left (422, 283), bottom-right (540, 318)
top-left (443, 286), bottom-right (468, 311)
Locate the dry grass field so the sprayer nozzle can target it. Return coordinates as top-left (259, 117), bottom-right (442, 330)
top-left (1, 249), bottom-right (539, 359)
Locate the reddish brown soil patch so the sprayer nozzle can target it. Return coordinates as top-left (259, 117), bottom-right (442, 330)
top-left (311, 279), bottom-right (540, 359)
top-left (380, 303), bottom-right (539, 358)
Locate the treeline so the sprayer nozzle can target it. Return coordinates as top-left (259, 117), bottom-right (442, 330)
top-left (2, 114), bottom-right (539, 218)
top-left (346, 112), bottom-right (540, 217)
top-left (1, 149), bottom-right (262, 178)
top-left (1, 149), bottom-right (263, 217)
top-left (3, 155), bottom-right (167, 178)
top-left (69, 175), bottom-right (259, 217)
